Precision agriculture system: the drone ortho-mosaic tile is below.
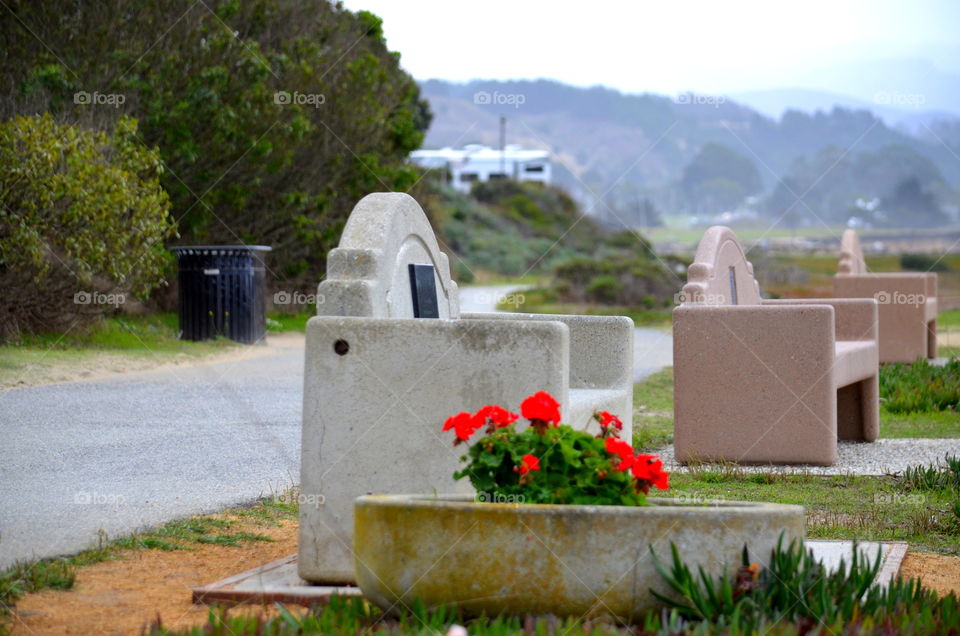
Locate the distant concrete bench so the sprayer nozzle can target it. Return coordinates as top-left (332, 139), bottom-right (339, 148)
top-left (673, 226), bottom-right (879, 466)
top-left (299, 193), bottom-right (633, 584)
top-left (833, 229), bottom-right (937, 363)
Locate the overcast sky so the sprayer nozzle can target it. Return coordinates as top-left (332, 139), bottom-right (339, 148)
top-left (341, 0), bottom-right (960, 97)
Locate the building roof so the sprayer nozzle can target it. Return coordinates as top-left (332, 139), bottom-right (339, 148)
top-left (410, 145), bottom-right (549, 164)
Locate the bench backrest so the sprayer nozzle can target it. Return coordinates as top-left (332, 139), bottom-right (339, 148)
top-left (680, 226), bottom-right (761, 305)
top-left (837, 229), bottom-right (866, 275)
top-left (316, 193), bottom-right (459, 318)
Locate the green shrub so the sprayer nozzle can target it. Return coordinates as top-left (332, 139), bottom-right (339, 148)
top-left (586, 274), bottom-right (623, 303)
top-left (901, 252), bottom-right (951, 272)
top-left (0, 114), bottom-right (174, 338)
top-left (879, 358), bottom-right (959, 413)
top-left (2, 0), bottom-right (428, 288)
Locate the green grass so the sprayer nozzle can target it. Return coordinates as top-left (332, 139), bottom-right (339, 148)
top-left (266, 311), bottom-right (311, 332)
top-left (500, 291), bottom-right (673, 330)
top-left (0, 494), bottom-right (296, 623)
top-left (669, 468), bottom-right (960, 554)
top-left (879, 358), bottom-right (959, 413)
top-left (632, 368), bottom-right (675, 451)
top-left (940, 308), bottom-right (960, 329)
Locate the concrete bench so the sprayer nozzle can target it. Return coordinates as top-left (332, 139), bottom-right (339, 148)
top-left (833, 229), bottom-right (937, 363)
top-left (673, 226), bottom-right (879, 466)
top-left (298, 193), bottom-right (633, 583)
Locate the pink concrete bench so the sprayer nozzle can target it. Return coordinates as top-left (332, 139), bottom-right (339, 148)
top-left (833, 229), bottom-right (938, 363)
top-left (673, 226), bottom-right (880, 466)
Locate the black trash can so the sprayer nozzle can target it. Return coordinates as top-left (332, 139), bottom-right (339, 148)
top-left (171, 245), bottom-right (272, 344)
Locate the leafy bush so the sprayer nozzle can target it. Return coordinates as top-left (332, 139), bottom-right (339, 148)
top-left (879, 358), bottom-right (959, 413)
top-left (2, 0), bottom-right (429, 287)
top-left (0, 114), bottom-right (174, 338)
top-left (901, 252), bottom-right (951, 272)
top-left (553, 255), bottom-right (678, 306)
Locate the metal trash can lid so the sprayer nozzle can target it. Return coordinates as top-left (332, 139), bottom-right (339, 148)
top-left (170, 245), bottom-right (272, 254)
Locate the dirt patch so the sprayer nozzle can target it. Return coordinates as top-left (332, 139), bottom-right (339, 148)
top-left (1, 332), bottom-right (304, 391)
top-left (10, 518), bottom-right (302, 635)
top-left (900, 552), bottom-right (960, 598)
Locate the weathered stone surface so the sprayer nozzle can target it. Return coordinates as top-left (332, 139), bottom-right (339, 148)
top-left (299, 192), bottom-right (636, 584)
top-left (673, 226), bottom-right (880, 466)
top-left (834, 229), bottom-right (938, 363)
top-left (354, 494), bottom-right (805, 619)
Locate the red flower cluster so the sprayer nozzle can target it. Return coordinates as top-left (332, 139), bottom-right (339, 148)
top-left (594, 410), bottom-right (624, 438)
top-left (516, 454), bottom-right (540, 475)
top-left (604, 436), bottom-right (669, 493)
top-left (443, 404), bottom-right (519, 444)
top-left (520, 391), bottom-right (561, 426)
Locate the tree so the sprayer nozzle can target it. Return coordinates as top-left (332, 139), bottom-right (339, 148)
top-left (880, 177), bottom-right (948, 228)
top-left (681, 143), bottom-right (762, 216)
top-left (0, 114), bottom-right (175, 337)
top-left (1, 0), bottom-right (431, 287)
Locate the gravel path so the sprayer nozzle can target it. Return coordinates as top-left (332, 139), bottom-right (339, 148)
top-left (656, 439), bottom-right (960, 475)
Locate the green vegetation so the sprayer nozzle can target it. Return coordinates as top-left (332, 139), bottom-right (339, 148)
top-left (0, 495), bottom-right (295, 623)
top-left (902, 252), bottom-right (953, 272)
top-left (2, 0), bottom-right (428, 290)
top-left (633, 368), bottom-right (675, 451)
top-left (652, 535), bottom-right (958, 633)
top-left (879, 359), bottom-right (959, 414)
top-left (902, 455), bottom-right (960, 492)
top-left (0, 114), bottom-right (175, 338)
top-left (498, 288), bottom-right (672, 329)
top-left (143, 540), bottom-right (959, 634)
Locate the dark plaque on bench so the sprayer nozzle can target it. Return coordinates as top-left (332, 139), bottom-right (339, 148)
top-left (409, 263), bottom-right (440, 318)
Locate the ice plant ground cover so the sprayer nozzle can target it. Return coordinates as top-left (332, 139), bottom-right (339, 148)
top-left (443, 391), bottom-right (669, 505)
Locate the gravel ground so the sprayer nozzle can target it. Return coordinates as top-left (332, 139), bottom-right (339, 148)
top-left (656, 438), bottom-right (960, 475)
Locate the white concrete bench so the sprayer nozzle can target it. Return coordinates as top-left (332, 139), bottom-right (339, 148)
top-left (298, 193), bottom-right (633, 583)
top-left (833, 229), bottom-right (938, 363)
top-left (673, 226), bottom-right (880, 466)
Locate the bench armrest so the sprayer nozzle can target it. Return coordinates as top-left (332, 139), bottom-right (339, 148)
top-left (763, 298), bottom-right (877, 342)
top-left (462, 312), bottom-right (633, 390)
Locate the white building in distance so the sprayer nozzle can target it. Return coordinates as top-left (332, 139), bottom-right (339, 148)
top-left (410, 144), bottom-right (551, 192)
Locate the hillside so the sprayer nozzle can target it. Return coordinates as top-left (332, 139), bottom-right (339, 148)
top-left (419, 79), bottom-right (960, 226)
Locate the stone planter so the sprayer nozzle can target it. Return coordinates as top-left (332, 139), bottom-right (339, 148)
top-left (354, 494), bottom-right (804, 620)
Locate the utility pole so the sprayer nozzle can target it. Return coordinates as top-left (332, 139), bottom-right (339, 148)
top-left (499, 115), bottom-right (506, 175)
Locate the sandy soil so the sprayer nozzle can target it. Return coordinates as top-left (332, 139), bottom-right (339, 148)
top-left (9, 539), bottom-right (959, 635)
top-left (10, 517), bottom-right (302, 635)
top-left (900, 552), bottom-right (960, 598)
top-left (1, 332), bottom-right (304, 391)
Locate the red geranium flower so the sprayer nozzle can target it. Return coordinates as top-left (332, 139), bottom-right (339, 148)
top-left (520, 391), bottom-right (561, 425)
top-left (443, 411), bottom-right (479, 442)
top-left (597, 411), bottom-right (623, 431)
top-left (604, 437), bottom-right (635, 471)
top-left (473, 405), bottom-right (519, 430)
top-left (518, 454), bottom-right (540, 475)
top-left (632, 454), bottom-right (669, 490)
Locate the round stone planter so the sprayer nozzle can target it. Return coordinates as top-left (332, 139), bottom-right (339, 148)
top-left (354, 494), bottom-right (804, 620)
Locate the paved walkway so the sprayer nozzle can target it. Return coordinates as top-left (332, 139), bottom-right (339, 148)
top-left (0, 286), bottom-right (674, 570)
top-left (0, 336), bottom-right (304, 570)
